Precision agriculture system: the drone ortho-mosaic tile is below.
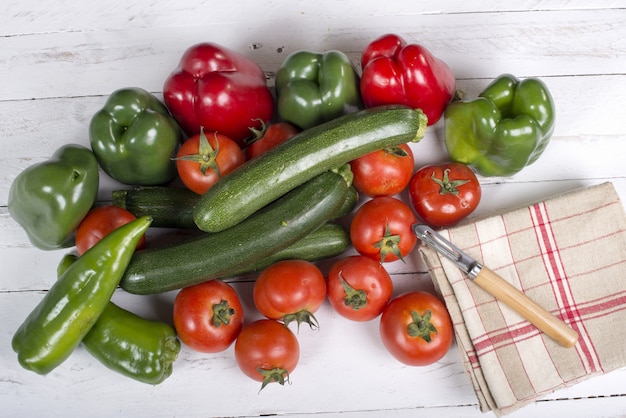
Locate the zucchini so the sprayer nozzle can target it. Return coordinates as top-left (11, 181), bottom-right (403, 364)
top-left (194, 105), bottom-right (428, 233)
top-left (120, 170), bottom-right (349, 294)
top-left (112, 186), bottom-right (198, 228)
top-left (112, 183), bottom-right (358, 229)
top-left (333, 185), bottom-right (359, 219)
top-left (220, 222), bottom-right (350, 278)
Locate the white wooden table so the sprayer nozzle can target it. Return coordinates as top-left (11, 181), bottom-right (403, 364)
top-left (2, 1), bottom-right (625, 416)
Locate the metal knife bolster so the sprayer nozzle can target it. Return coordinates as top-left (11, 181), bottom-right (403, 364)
top-left (412, 224), bottom-right (483, 279)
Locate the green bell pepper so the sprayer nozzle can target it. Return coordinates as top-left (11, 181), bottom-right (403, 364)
top-left (12, 216), bottom-right (152, 375)
top-left (275, 50), bottom-right (362, 129)
top-left (444, 74), bottom-right (555, 177)
top-left (8, 144), bottom-right (99, 250)
top-left (89, 87), bottom-right (182, 185)
top-left (57, 253), bottom-right (180, 385)
top-left (82, 301), bottom-right (181, 384)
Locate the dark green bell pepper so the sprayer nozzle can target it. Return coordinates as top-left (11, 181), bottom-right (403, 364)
top-left (444, 74), bottom-right (555, 177)
top-left (56, 253), bottom-right (180, 385)
top-left (89, 87), bottom-right (182, 185)
top-left (8, 144), bottom-right (99, 250)
top-left (12, 216), bottom-right (152, 375)
top-left (275, 50), bottom-right (362, 129)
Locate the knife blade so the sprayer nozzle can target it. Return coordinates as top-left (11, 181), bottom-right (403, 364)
top-left (413, 224), bottom-right (579, 348)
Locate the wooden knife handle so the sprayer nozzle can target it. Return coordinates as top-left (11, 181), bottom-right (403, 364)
top-left (473, 266), bottom-right (579, 348)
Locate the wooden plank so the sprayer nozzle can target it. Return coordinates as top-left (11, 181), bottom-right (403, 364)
top-left (2, 9), bottom-right (625, 100)
top-left (3, 1), bottom-right (623, 36)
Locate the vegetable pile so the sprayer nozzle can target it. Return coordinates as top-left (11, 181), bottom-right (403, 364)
top-left (8, 34), bottom-right (556, 388)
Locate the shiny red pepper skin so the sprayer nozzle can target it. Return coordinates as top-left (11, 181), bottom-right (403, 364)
top-left (360, 34), bottom-right (456, 125)
top-left (163, 43), bottom-right (274, 147)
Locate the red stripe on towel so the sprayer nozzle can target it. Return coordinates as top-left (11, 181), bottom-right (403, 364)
top-left (529, 202), bottom-right (601, 373)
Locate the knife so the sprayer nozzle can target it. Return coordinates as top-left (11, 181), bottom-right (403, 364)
top-left (412, 224), bottom-right (579, 348)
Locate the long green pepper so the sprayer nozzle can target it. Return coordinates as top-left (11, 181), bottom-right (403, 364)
top-left (12, 216), bottom-right (152, 375)
top-left (56, 254), bottom-right (181, 385)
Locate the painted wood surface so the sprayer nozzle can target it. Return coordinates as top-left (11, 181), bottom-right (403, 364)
top-left (1, 1), bottom-right (625, 416)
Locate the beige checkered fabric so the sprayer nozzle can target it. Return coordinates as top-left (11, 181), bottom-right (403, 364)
top-left (419, 182), bottom-right (626, 416)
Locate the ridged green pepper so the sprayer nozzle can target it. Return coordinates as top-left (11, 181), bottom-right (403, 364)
top-left (56, 254), bottom-right (181, 385)
top-left (12, 216), bottom-right (152, 375)
top-left (8, 144), bottom-right (99, 250)
top-left (275, 50), bottom-right (362, 129)
top-left (89, 87), bottom-right (182, 185)
top-left (444, 74), bottom-right (555, 177)
top-left (83, 302), bottom-right (181, 384)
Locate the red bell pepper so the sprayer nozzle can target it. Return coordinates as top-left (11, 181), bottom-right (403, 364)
top-left (360, 34), bottom-right (456, 126)
top-left (163, 43), bottom-right (274, 147)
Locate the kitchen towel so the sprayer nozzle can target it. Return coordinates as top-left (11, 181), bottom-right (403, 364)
top-left (418, 182), bottom-right (626, 416)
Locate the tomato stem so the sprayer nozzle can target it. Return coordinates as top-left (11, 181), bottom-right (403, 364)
top-left (374, 219), bottom-right (405, 263)
top-left (339, 273), bottom-right (368, 310)
top-left (383, 146), bottom-right (409, 157)
top-left (172, 127), bottom-right (222, 176)
top-left (407, 310), bottom-right (437, 342)
top-left (257, 367), bottom-right (291, 392)
top-left (431, 168), bottom-right (469, 196)
top-left (246, 118), bottom-right (267, 144)
top-left (212, 299), bottom-right (236, 327)
top-left (283, 310), bottom-right (319, 331)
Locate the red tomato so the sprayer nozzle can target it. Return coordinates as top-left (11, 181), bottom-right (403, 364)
top-left (234, 319), bottom-right (300, 390)
top-left (175, 128), bottom-right (245, 195)
top-left (379, 291), bottom-right (453, 366)
top-left (327, 255), bottom-right (393, 322)
top-left (350, 196), bottom-right (418, 263)
top-left (173, 280), bottom-right (244, 353)
top-left (245, 121), bottom-right (299, 160)
top-left (253, 260), bottom-right (327, 329)
top-left (75, 205), bottom-right (146, 255)
top-left (349, 144), bottom-right (414, 197)
top-left (408, 162), bottom-right (481, 228)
